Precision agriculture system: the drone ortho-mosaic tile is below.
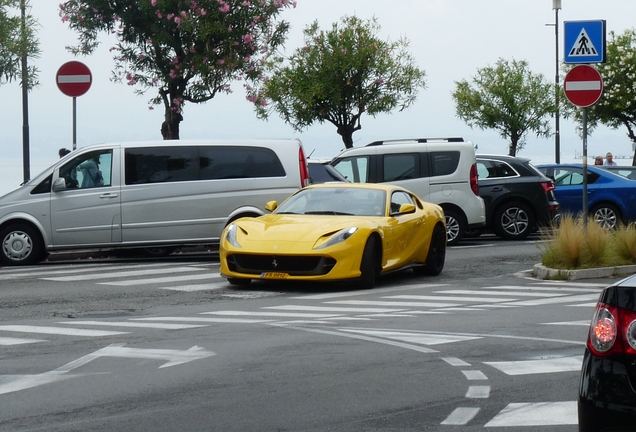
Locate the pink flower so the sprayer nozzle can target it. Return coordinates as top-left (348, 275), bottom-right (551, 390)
top-left (174, 17), bottom-right (180, 24)
top-left (151, 0), bottom-right (157, 6)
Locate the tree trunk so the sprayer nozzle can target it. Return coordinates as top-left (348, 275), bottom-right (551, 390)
top-left (161, 109), bottom-right (182, 140)
top-left (337, 124), bottom-right (355, 149)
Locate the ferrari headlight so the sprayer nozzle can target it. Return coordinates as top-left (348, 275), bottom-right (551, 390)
top-left (314, 227), bottom-right (358, 250)
top-left (225, 224), bottom-right (242, 248)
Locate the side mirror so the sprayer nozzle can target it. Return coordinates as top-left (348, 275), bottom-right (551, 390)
top-left (398, 203), bottom-right (416, 215)
top-left (265, 201), bottom-right (278, 212)
top-left (52, 177), bottom-right (67, 192)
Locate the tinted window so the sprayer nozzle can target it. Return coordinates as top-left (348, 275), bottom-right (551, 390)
top-left (553, 167), bottom-right (600, 185)
top-left (477, 160), bottom-right (518, 179)
top-left (60, 149), bottom-right (113, 189)
top-left (430, 151), bottom-right (460, 176)
top-left (126, 146), bottom-right (198, 184)
top-left (199, 146), bottom-right (285, 180)
top-left (333, 157), bottom-right (369, 183)
top-left (31, 174), bottom-right (52, 194)
top-left (308, 163), bottom-right (347, 183)
top-left (383, 154), bottom-right (417, 182)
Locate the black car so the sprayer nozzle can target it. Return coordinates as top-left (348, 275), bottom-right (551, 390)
top-left (579, 274), bottom-right (636, 431)
top-left (474, 155), bottom-right (560, 239)
top-left (308, 159), bottom-right (348, 183)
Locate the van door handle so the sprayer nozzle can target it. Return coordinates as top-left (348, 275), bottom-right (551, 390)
top-left (490, 187), bottom-right (503, 192)
top-left (99, 193), bottom-right (119, 199)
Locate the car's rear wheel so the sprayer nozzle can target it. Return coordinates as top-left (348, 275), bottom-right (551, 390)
top-left (357, 236), bottom-right (379, 289)
top-left (0, 223), bottom-right (44, 266)
top-left (494, 202), bottom-right (534, 240)
top-left (414, 223), bottom-right (446, 276)
top-left (444, 209), bottom-right (464, 246)
top-left (591, 203), bottom-right (621, 229)
top-left (227, 277), bottom-right (252, 286)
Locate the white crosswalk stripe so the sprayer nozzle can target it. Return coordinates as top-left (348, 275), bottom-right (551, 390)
top-left (484, 401), bottom-right (577, 426)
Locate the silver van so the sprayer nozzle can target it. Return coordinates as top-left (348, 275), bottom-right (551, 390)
top-left (0, 139), bottom-right (310, 265)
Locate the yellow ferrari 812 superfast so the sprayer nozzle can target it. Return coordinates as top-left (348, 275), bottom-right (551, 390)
top-left (219, 183), bottom-right (446, 289)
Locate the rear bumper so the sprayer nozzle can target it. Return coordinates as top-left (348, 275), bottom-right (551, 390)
top-left (578, 349), bottom-right (636, 432)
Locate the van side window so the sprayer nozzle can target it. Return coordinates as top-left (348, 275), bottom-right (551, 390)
top-left (382, 154), bottom-right (418, 182)
top-left (31, 174), bottom-right (52, 194)
top-left (60, 150), bottom-right (112, 189)
top-left (199, 146), bottom-right (285, 180)
top-left (430, 151), bottom-right (460, 177)
top-left (332, 157), bottom-right (369, 183)
top-left (126, 146), bottom-right (199, 184)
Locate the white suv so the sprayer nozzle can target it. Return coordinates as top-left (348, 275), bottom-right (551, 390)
top-left (331, 137), bottom-right (486, 245)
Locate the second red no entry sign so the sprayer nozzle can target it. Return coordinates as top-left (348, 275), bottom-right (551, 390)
top-left (564, 65), bottom-right (603, 108)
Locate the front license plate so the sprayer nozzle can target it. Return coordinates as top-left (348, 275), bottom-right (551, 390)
top-left (260, 272), bottom-right (289, 279)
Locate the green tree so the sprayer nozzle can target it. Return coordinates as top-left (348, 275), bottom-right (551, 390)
top-left (59, 0), bottom-right (296, 140)
top-left (564, 29), bottom-right (636, 166)
top-left (452, 58), bottom-right (555, 156)
top-left (250, 16), bottom-right (426, 148)
top-left (0, 0), bottom-right (39, 88)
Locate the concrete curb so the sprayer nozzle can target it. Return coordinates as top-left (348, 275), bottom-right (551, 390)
top-left (533, 263), bottom-right (636, 281)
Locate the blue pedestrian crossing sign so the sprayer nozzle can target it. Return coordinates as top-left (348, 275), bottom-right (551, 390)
top-left (564, 20), bottom-right (606, 64)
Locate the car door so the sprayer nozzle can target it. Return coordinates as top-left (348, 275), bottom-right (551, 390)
top-left (382, 190), bottom-right (423, 269)
top-left (552, 167), bottom-right (600, 213)
top-left (50, 148), bottom-right (121, 246)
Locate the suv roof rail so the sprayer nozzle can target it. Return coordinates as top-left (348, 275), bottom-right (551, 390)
top-left (365, 137), bottom-right (466, 146)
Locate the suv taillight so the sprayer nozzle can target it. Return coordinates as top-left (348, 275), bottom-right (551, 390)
top-left (540, 181), bottom-right (556, 194)
top-left (298, 147), bottom-right (310, 187)
top-left (469, 163), bottom-right (479, 196)
top-left (588, 302), bottom-right (636, 356)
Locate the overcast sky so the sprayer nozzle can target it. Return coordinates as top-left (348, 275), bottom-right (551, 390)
top-left (2, 0), bottom-right (636, 195)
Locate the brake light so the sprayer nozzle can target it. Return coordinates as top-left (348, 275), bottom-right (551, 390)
top-left (540, 181), bottom-right (556, 193)
top-left (469, 163), bottom-right (479, 196)
top-left (587, 302), bottom-right (636, 356)
top-left (298, 147), bottom-right (310, 187)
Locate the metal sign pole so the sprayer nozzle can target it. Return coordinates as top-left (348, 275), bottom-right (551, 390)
top-left (72, 96), bottom-right (77, 150)
top-left (582, 107), bottom-right (588, 228)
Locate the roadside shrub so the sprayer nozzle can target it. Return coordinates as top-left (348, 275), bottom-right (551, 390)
top-left (614, 223), bottom-right (636, 263)
top-left (541, 214), bottom-right (584, 269)
top-left (583, 217), bottom-right (610, 267)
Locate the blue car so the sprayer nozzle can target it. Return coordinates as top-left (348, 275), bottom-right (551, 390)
top-left (536, 163), bottom-right (636, 229)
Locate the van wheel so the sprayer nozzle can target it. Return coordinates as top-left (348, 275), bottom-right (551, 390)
top-left (0, 223), bottom-right (44, 266)
top-left (444, 209), bottom-right (464, 246)
top-left (227, 278), bottom-right (252, 286)
top-left (414, 223), bottom-right (446, 276)
top-left (494, 202), bottom-right (534, 240)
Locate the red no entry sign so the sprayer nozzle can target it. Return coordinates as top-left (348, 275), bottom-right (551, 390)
top-left (56, 61), bottom-right (92, 97)
top-left (564, 65), bottom-right (603, 107)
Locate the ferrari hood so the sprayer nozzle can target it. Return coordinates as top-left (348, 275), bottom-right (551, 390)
top-left (233, 214), bottom-right (375, 242)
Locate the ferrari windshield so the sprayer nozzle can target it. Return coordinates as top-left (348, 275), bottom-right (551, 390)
top-left (276, 187), bottom-right (387, 217)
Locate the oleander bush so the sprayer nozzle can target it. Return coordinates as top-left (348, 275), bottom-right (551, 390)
top-left (541, 214), bottom-right (636, 270)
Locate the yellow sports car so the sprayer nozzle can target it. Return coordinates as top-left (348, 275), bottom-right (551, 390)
top-left (219, 183), bottom-right (446, 289)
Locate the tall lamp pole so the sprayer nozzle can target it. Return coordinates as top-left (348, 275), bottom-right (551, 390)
top-left (20, 0), bottom-right (30, 183)
top-left (553, 0), bottom-right (561, 164)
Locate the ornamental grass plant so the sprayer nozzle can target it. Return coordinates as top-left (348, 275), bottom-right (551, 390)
top-left (540, 214), bottom-right (636, 270)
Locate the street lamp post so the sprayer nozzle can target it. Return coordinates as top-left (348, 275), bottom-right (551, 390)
top-left (553, 0), bottom-right (561, 164)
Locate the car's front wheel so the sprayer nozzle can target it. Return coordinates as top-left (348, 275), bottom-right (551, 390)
top-left (0, 223), bottom-right (44, 266)
top-left (494, 202), bottom-right (534, 240)
top-left (357, 236), bottom-right (380, 289)
top-left (591, 203), bottom-right (621, 229)
top-left (414, 223), bottom-right (446, 276)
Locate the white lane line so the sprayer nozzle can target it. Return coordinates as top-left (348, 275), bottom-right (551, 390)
top-left (542, 320), bottom-right (590, 326)
top-left (484, 284), bottom-right (600, 293)
top-left (568, 302), bottom-right (598, 307)
top-left (484, 401), bottom-right (577, 426)
top-left (436, 289), bottom-right (567, 298)
top-left (441, 357), bottom-right (471, 367)
top-left (159, 282), bottom-right (229, 292)
top-left (441, 407), bottom-right (480, 425)
top-left (0, 325), bottom-right (128, 337)
top-left (58, 321), bottom-right (208, 330)
top-left (461, 370), bottom-right (488, 380)
top-left (201, 311), bottom-right (343, 318)
top-left (466, 386), bottom-right (490, 398)
top-left (42, 266), bottom-right (203, 282)
top-left (293, 283), bottom-right (449, 300)
top-left (385, 295), bottom-right (518, 303)
top-left (534, 281), bottom-right (606, 288)
top-left (131, 317), bottom-right (273, 324)
top-left (485, 356), bottom-right (583, 375)
top-left (0, 263), bottom-right (173, 280)
top-left (326, 299), bottom-right (460, 308)
top-left (339, 329), bottom-right (482, 346)
top-left (503, 294), bottom-right (600, 306)
top-left (99, 273), bottom-right (221, 286)
top-left (0, 336), bottom-right (46, 345)
top-left (264, 305), bottom-right (406, 313)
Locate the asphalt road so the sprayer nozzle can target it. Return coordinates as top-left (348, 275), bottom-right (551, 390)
top-left (0, 233), bottom-right (613, 431)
